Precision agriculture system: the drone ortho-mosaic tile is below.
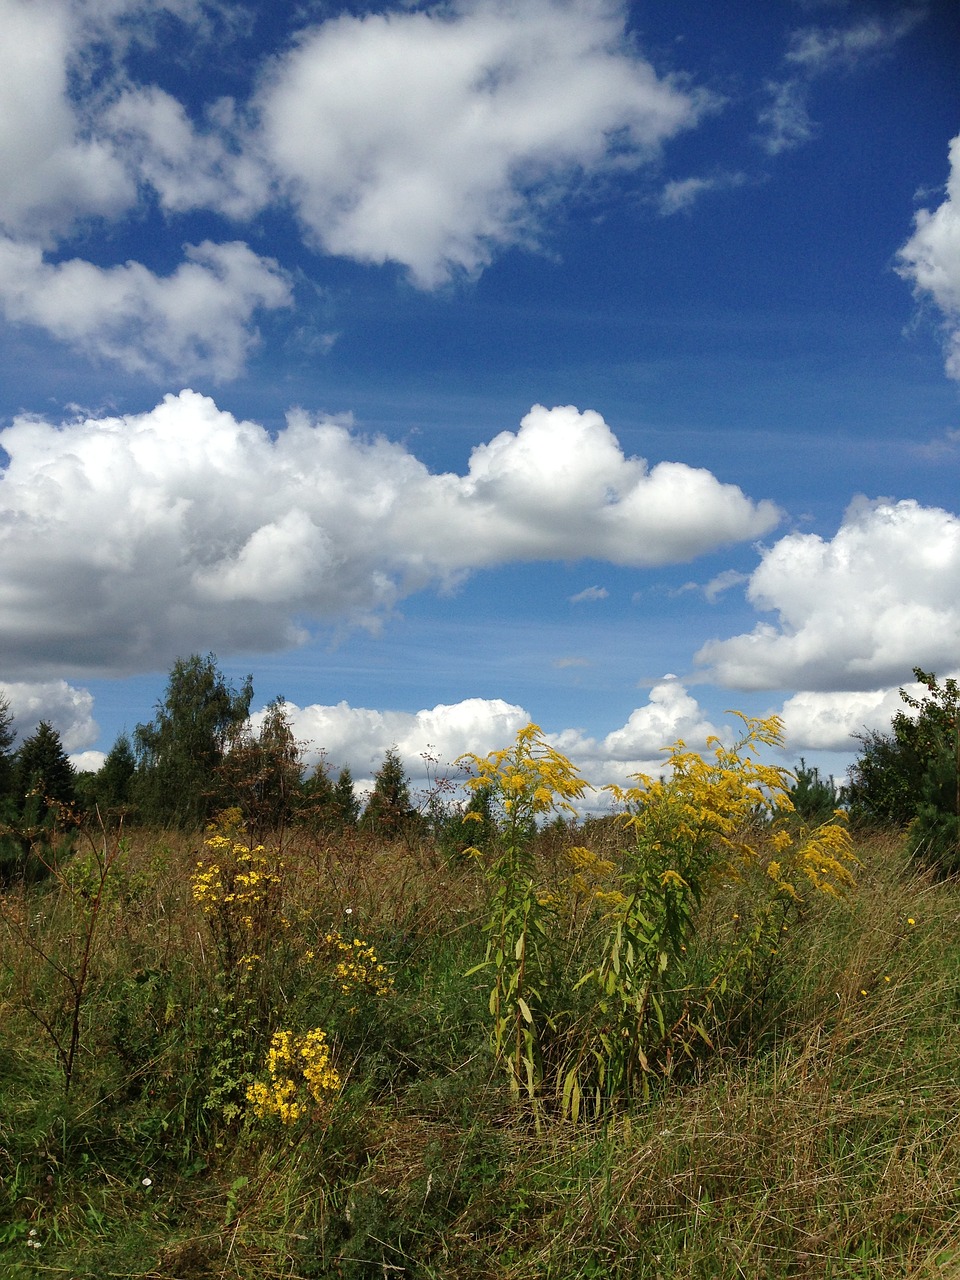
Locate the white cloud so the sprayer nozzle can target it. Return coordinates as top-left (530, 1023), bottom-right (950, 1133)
top-left (777, 683), bottom-right (927, 753)
top-left (105, 86), bottom-right (270, 221)
top-left (759, 11), bottom-right (919, 155)
top-left (268, 675), bottom-right (720, 800)
top-left (569, 586), bottom-right (609, 604)
top-left (898, 133), bottom-right (960, 381)
top-left (0, 393), bottom-right (780, 679)
top-left (256, 0), bottom-right (711, 286)
top-left (0, 238), bottom-right (292, 380)
top-left (0, 679), bottom-right (98, 752)
top-left (0, 0), bottom-right (133, 241)
top-left (550, 675), bottom-right (722, 790)
top-left (658, 171), bottom-right (746, 216)
top-left (703, 568), bottom-right (748, 604)
top-left (697, 496), bottom-right (960, 691)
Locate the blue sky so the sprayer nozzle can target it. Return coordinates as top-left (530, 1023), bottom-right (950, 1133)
top-left (1, 0), bottom-right (959, 798)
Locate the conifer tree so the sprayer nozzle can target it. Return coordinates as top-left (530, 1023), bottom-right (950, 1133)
top-left (15, 720), bottom-right (77, 822)
top-left (219, 697), bottom-right (303, 838)
top-left (332, 767), bottom-right (360, 829)
top-left (0, 693), bottom-right (15, 811)
top-left (363, 747), bottom-right (413, 837)
top-left (93, 733), bottom-right (137, 817)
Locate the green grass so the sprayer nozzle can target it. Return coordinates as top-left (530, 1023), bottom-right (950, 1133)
top-left (1, 826), bottom-right (958, 1278)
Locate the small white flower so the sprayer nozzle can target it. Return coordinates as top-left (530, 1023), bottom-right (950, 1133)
top-left (28, 1229), bottom-right (37, 1238)
top-left (345, 907), bottom-right (353, 915)
top-left (141, 1177), bottom-right (153, 1187)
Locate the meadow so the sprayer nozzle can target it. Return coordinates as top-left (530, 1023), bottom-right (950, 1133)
top-left (1, 722), bottom-right (958, 1279)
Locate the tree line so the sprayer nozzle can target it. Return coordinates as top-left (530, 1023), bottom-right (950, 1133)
top-left (0, 654), bottom-right (423, 877)
top-left (3, 656), bottom-right (959, 878)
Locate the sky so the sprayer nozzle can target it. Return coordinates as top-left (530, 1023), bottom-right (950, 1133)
top-left (1, 0), bottom-right (959, 803)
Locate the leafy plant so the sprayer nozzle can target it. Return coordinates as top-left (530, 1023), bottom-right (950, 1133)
top-left (460, 724), bottom-right (591, 1102)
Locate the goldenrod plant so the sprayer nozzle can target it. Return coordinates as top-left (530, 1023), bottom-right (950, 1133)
top-left (459, 724), bottom-right (591, 1102)
top-left (565, 714), bottom-right (855, 1116)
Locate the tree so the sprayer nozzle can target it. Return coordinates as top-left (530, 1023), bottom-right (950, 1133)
top-left (92, 733), bottom-right (138, 818)
top-left (15, 721), bottom-right (77, 822)
top-left (788, 758), bottom-right (839, 826)
top-left (847, 669), bottom-right (960, 874)
top-left (219, 697), bottom-right (304, 839)
top-left (134, 654), bottom-right (253, 828)
top-left (331, 767), bottom-right (360, 830)
top-left (0, 693), bottom-right (16, 811)
top-left (362, 748), bottom-right (413, 837)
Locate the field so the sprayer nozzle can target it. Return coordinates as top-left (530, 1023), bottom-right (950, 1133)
top-left (1, 811), bottom-right (959, 1279)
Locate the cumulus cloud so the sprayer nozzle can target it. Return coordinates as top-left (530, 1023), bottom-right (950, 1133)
top-left (0, 239), bottom-right (291, 380)
top-left (105, 87), bottom-right (270, 221)
top-left (758, 11), bottom-right (919, 155)
top-left (898, 133), bottom-right (960, 381)
top-left (549, 675), bottom-right (721, 789)
top-left (0, 679), bottom-right (98, 752)
top-left (697, 496), bottom-right (960, 691)
top-left (256, 0), bottom-right (711, 285)
top-left (266, 675), bottom-right (719, 799)
top-left (0, 0), bottom-right (133, 241)
top-left (777, 683), bottom-right (930, 753)
top-left (274, 696), bottom-right (530, 788)
top-left (0, 393), bottom-right (779, 679)
top-left (0, 0), bottom-right (723, 374)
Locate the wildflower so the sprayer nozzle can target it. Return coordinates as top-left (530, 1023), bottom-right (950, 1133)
top-left (907, 917), bottom-right (916, 926)
top-left (247, 1027), bottom-right (341, 1125)
top-left (141, 1177), bottom-right (153, 1187)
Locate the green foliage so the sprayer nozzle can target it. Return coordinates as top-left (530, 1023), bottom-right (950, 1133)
top-left (789, 757), bottom-right (839, 826)
top-left (460, 724), bottom-right (591, 1103)
top-left (847, 668), bottom-right (960, 874)
top-left (0, 816), bottom-right (957, 1278)
top-left (362, 747), bottom-right (414, 837)
top-left (0, 692), bottom-right (15, 807)
top-left (331, 766), bottom-right (360, 828)
top-left (15, 720), bottom-right (77, 819)
top-left (134, 653), bottom-right (253, 828)
top-left (217, 697), bottom-right (304, 840)
top-left (463, 718), bottom-right (856, 1119)
top-left (91, 733), bottom-right (137, 818)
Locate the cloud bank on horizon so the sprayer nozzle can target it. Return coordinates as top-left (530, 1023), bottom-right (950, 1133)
top-left (0, 0), bottom-right (958, 788)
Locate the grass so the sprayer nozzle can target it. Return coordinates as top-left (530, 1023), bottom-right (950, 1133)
top-left (0, 823), bottom-right (958, 1279)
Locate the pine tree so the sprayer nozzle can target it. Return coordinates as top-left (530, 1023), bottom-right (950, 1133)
top-left (93, 733), bottom-right (137, 817)
top-left (331, 767), bottom-right (360, 829)
top-left (134, 653), bottom-right (253, 828)
top-left (15, 720), bottom-right (77, 822)
top-left (0, 693), bottom-right (16, 811)
top-left (363, 747), bottom-right (413, 837)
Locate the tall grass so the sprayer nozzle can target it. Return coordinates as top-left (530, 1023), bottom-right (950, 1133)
top-left (0, 823), bottom-right (957, 1278)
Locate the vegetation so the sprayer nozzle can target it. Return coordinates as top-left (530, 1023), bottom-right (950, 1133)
top-left (0, 683), bottom-right (958, 1278)
top-left (848, 668), bottom-right (960, 875)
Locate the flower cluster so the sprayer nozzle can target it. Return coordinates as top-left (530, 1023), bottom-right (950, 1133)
top-left (608, 714), bottom-right (856, 903)
top-left (459, 723), bottom-right (591, 822)
top-left (191, 833), bottom-right (285, 968)
top-left (307, 931), bottom-right (394, 997)
top-left (246, 1028), bottom-right (340, 1125)
top-left (565, 844), bottom-right (624, 909)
